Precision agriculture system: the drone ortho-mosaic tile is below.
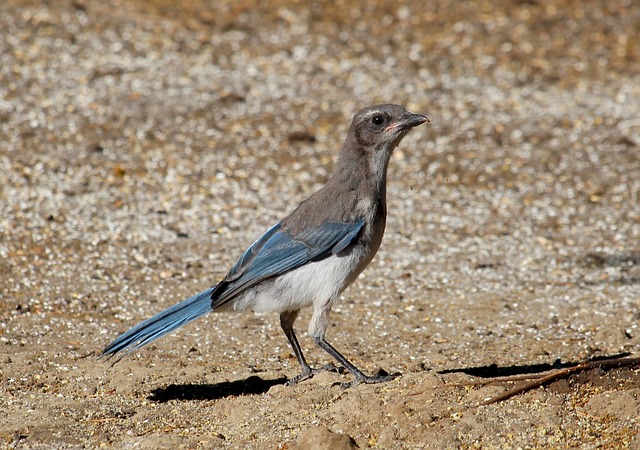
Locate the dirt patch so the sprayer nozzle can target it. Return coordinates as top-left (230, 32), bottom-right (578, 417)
top-left (1, 0), bottom-right (639, 448)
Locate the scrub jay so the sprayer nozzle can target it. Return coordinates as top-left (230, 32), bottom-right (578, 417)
top-left (101, 104), bottom-right (429, 387)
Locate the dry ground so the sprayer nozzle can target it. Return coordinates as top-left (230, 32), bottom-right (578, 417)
top-left (1, 0), bottom-right (640, 448)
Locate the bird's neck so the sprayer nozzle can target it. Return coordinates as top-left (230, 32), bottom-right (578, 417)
top-left (332, 143), bottom-right (392, 198)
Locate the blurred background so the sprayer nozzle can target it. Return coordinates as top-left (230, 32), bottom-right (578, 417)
top-left (1, 0), bottom-right (639, 448)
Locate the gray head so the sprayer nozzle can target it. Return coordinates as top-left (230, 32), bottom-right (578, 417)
top-left (348, 104), bottom-right (429, 152)
top-left (336, 104), bottom-right (428, 186)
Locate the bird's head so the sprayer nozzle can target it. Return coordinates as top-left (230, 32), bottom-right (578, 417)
top-left (349, 104), bottom-right (429, 152)
top-left (339, 104), bottom-right (429, 185)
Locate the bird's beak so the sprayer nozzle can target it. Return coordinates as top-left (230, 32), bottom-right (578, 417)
top-left (386, 112), bottom-right (430, 133)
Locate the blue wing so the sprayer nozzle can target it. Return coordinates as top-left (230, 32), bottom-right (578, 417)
top-left (210, 218), bottom-right (365, 308)
top-left (101, 218), bottom-right (364, 359)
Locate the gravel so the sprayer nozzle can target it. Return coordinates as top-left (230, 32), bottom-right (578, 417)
top-left (1, 0), bottom-right (639, 448)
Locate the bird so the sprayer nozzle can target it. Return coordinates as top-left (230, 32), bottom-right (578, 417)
top-left (101, 104), bottom-right (429, 387)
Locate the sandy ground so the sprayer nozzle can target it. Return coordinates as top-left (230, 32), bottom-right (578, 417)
top-left (1, 0), bottom-right (640, 448)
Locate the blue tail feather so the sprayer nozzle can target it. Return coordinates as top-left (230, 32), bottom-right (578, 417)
top-left (101, 288), bottom-right (214, 361)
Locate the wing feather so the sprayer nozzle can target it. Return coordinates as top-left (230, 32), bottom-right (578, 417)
top-left (210, 218), bottom-right (365, 307)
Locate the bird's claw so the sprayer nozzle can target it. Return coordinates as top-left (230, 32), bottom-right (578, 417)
top-left (336, 371), bottom-right (400, 389)
top-left (286, 363), bottom-right (346, 386)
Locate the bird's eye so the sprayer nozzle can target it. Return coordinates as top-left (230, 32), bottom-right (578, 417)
top-left (371, 114), bottom-right (385, 127)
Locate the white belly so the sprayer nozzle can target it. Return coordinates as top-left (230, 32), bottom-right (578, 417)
top-left (226, 247), bottom-right (368, 314)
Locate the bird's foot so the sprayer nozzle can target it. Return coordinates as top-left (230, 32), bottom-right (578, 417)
top-left (338, 369), bottom-right (400, 389)
top-left (286, 364), bottom-right (346, 386)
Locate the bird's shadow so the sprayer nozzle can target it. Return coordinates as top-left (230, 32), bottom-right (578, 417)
top-left (148, 375), bottom-right (288, 403)
top-left (438, 352), bottom-right (632, 378)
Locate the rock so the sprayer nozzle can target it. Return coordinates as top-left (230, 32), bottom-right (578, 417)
top-left (291, 425), bottom-right (358, 450)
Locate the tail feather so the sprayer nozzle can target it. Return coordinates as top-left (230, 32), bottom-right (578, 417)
top-left (101, 288), bottom-right (214, 361)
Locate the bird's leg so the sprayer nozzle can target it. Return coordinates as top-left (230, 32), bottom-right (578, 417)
top-left (280, 311), bottom-right (341, 386)
top-left (280, 310), bottom-right (312, 384)
top-left (307, 304), bottom-right (398, 388)
top-left (314, 336), bottom-right (399, 388)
